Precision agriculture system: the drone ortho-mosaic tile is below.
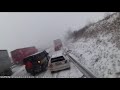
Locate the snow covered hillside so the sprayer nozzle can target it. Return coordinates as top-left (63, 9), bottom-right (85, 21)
top-left (65, 12), bottom-right (120, 78)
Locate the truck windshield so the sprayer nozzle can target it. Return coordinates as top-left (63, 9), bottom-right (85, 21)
top-left (51, 56), bottom-right (65, 63)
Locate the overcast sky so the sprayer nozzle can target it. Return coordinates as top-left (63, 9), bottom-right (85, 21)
top-left (0, 12), bottom-right (105, 53)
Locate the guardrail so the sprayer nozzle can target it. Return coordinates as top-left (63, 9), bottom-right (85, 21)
top-left (67, 53), bottom-right (97, 78)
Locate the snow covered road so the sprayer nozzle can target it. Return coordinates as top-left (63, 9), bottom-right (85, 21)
top-left (42, 62), bottom-right (83, 78)
top-left (12, 61), bottom-right (83, 78)
top-left (12, 65), bottom-right (31, 77)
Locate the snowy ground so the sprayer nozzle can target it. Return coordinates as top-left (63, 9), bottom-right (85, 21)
top-left (64, 13), bottom-right (120, 78)
top-left (12, 65), bottom-right (25, 74)
top-left (43, 61), bottom-right (83, 78)
top-left (11, 47), bottom-right (83, 78)
top-left (66, 33), bottom-right (120, 78)
top-left (12, 65), bottom-right (31, 77)
top-left (68, 53), bottom-right (96, 78)
top-left (11, 61), bottom-right (83, 78)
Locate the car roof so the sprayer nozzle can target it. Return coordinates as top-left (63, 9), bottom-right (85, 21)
top-left (51, 50), bottom-right (63, 58)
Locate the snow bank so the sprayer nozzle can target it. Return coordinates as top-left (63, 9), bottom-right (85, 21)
top-left (68, 35), bottom-right (120, 78)
top-left (65, 13), bottom-right (120, 78)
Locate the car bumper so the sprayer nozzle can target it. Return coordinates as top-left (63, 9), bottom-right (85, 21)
top-left (49, 63), bottom-right (70, 72)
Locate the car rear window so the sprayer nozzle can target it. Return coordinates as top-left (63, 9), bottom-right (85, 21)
top-left (51, 56), bottom-right (65, 63)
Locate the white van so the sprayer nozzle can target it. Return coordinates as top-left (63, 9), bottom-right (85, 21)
top-left (48, 50), bottom-right (70, 73)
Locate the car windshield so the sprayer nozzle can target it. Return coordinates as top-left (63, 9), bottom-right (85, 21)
top-left (51, 56), bottom-right (65, 63)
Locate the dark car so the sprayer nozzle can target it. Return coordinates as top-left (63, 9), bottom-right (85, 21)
top-left (23, 51), bottom-right (49, 76)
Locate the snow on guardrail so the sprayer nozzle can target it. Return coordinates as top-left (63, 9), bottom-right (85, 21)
top-left (67, 52), bottom-right (97, 78)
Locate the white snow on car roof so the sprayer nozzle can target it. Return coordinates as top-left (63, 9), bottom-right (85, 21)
top-left (51, 50), bottom-right (63, 58)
